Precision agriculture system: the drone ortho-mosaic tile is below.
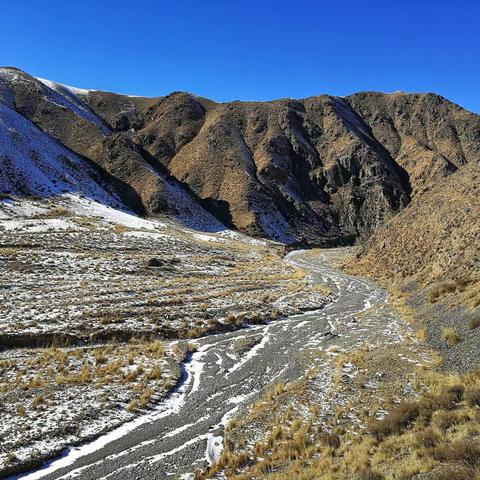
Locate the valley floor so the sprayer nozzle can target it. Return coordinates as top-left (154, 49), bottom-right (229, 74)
top-left (0, 194), bottom-right (327, 477)
top-left (1, 212), bottom-right (435, 479)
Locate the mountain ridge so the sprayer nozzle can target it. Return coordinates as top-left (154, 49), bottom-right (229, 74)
top-left (1, 66), bottom-right (479, 244)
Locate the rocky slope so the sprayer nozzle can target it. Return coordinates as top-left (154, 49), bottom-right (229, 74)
top-left (350, 163), bottom-right (480, 288)
top-left (1, 66), bottom-right (479, 243)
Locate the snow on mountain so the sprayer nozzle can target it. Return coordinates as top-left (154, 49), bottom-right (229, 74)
top-left (0, 101), bottom-right (120, 205)
top-left (35, 77), bottom-right (92, 97)
top-left (0, 68), bottom-right (110, 135)
top-left (34, 76), bottom-right (111, 135)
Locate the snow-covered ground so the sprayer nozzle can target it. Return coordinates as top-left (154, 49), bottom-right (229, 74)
top-left (0, 194), bottom-right (325, 340)
top-left (0, 341), bottom-right (188, 476)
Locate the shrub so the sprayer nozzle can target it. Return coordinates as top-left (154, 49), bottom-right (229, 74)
top-left (445, 384), bottom-right (465, 402)
top-left (368, 402), bottom-right (419, 438)
top-left (318, 431), bottom-right (341, 449)
top-left (432, 410), bottom-right (455, 431)
top-left (429, 438), bottom-right (480, 469)
top-left (414, 427), bottom-right (439, 448)
top-left (416, 389), bottom-right (462, 418)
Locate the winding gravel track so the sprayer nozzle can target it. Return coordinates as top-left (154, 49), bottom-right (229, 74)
top-left (13, 249), bottom-right (386, 480)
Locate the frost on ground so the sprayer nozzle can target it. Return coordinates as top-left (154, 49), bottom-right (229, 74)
top-left (0, 194), bottom-right (328, 476)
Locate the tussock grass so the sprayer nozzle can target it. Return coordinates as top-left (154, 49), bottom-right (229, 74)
top-left (37, 207), bottom-right (70, 219)
top-left (113, 223), bottom-right (129, 234)
top-left (441, 327), bottom-right (461, 347)
top-left (417, 325), bottom-right (427, 342)
top-left (428, 280), bottom-right (469, 303)
top-left (469, 316), bottom-right (480, 330)
top-left (197, 351), bottom-right (480, 480)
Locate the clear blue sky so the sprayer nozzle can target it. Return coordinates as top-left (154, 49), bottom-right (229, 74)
top-left (2, 0), bottom-right (479, 112)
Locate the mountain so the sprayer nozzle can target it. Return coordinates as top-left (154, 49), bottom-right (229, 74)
top-left (351, 162), bottom-right (480, 288)
top-left (1, 66), bottom-right (479, 243)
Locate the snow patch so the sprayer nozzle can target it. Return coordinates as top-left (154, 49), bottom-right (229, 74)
top-left (0, 103), bottom-right (118, 204)
top-left (35, 77), bottom-right (109, 135)
top-left (205, 435), bottom-right (224, 466)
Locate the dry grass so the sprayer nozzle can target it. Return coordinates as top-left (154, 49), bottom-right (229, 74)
top-left (113, 223), bottom-right (130, 234)
top-left (417, 326), bottom-right (427, 342)
top-left (441, 327), bottom-right (461, 347)
top-left (37, 206), bottom-right (70, 219)
top-left (345, 164), bottom-right (480, 313)
top-left (199, 366), bottom-right (480, 480)
top-left (428, 280), bottom-right (469, 303)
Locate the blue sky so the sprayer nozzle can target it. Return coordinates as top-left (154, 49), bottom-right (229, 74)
top-left (2, 0), bottom-right (479, 112)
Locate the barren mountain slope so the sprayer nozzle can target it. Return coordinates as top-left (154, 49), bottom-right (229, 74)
top-left (347, 92), bottom-right (480, 195)
top-left (0, 68), bottom-right (225, 230)
top-left (69, 84), bottom-right (480, 243)
top-left (2, 66), bottom-right (480, 244)
top-left (86, 92), bottom-right (412, 242)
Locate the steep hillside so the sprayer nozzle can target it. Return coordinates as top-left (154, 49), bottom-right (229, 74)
top-left (347, 163), bottom-right (480, 371)
top-left (0, 68), bottom-right (224, 231)
top-left (0, 101), bottom-right (118, 204)
top-left (351, 163), bottom-right (480, 288)
top-left (1, 66), bottom-right (479, 243)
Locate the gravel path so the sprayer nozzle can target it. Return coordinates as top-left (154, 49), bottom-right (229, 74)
top-left (11, 249), bottom-right (391, 480)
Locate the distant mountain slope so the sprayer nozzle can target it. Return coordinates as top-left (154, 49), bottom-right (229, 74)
top-left (1, 66), bottom-right (479, 243)
top-left (346, 92), bottom-right (480, 195)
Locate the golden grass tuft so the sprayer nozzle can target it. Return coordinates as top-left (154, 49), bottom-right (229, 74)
top-left (416, 325), bottom-right (427, 342)
top-left (441, 327), bottom-right (461, 347)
